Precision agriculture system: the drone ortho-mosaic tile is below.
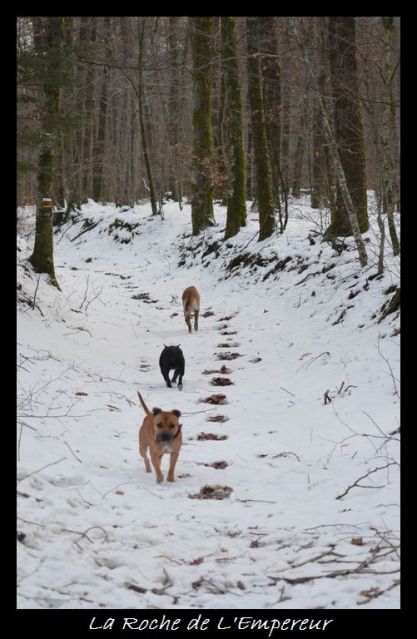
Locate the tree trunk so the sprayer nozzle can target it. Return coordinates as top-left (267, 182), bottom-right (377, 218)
top-left (380, 17), bottom-right (400, 255)
top-left (259, 17), bottom-right (282, 209)
top-left (167, 16), bottom-right (181, 203)
top-left (279, 29), bottom-right (291, 204)
top-left (70, 18), bottom-right (90, 205)
top-left (311, 97), bottom-right (326, 208)
top-left (289, 17), bottom-right (368, 267)
top-left (221, 17), bottom-right (246, 239)
top-left (319, 94), bottom-right (368, 266)
top-left (30, 17), bottom-right (62, 289)
top-left (92, 17), bottom-right (111, 203)
top-left (191, 17), bottom-right (216, 235)
top-left (246, 108), bottom-right (253, 204)
top-left (311, 19), bottom-right (328, 209)
top-left (246, 17), bottom-right (275, 241)
top-left (326, 17), bottom-right (369, 238)
top-left (138, 19), bottom-right (158, 216)
top-left (81, 17), bottom-right (97, 200)
top-left (291, 75), bottom-right (309, 198)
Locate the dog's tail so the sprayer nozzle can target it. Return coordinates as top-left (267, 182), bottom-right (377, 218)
top-left (137, 391), bottom-right (151, 415)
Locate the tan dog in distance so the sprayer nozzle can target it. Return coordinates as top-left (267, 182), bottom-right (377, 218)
top-left (137, 391), bottom-right (182, 483)
top-left (182, 286), bottom-right (200, 333)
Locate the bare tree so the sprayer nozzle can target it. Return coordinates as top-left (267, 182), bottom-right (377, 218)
top-left (221, 17), bottom-right (246, 239)
top-left (191, 17), bottom-right (216, 235)
top-left (246, 17), bottom-right (276, 241)
top-left (326, 16), bottom-right (369, 239)
top-left (29, 17), bottom-right (63, 289)
top-left (379, 17), bottom-right (400, 255)
top-left (289, 17), bottom-right (368, 267)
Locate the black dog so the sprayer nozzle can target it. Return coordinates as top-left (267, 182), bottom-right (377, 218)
top-left (159, 345), bottom-right (185, 390)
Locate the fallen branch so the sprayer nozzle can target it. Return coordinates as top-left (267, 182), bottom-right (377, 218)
top-left (18, 457), bottom-right (67, 483)
top-left (357, 579), bottom-right (400, 605)
top-left (369, 527), bottom-right (400, 561)
top-left (335, 461), bottom-right (397, 500)
top-left (61, 525), bottom-right (109, 543)
top-left (274, 548), bottom-right (345, 573)
top-left (70, 220), bottom-right (100, 242)
top-left (17, 516), bottom-right (47, 528)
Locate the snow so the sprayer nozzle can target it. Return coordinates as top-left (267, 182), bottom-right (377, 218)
top-left (17, 196), bottom-right (400, 609)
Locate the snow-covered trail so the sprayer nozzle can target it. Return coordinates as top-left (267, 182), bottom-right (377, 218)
top-left (17, 200), bottom-right (400, 609)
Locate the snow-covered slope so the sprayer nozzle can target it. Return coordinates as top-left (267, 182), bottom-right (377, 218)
top-left (17, 197), bottom-right (400, 609)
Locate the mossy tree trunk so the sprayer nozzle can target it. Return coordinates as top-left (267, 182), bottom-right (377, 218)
top-left (191, 17), bottom-right (216, 235)
top-left (221, 17), bottom-right (246, 239)
top-left (258, 17), bottom-right (282, 210)
top-left (246, 17), bottom-right (275, 241)
top-left (29, 16), bottom-right (63, 289)
top-left (326, 17), bottom-right (368, 238)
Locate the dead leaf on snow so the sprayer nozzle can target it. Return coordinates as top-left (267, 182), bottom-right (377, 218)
top-left (189, 485), bottom-right (233, 500)
top-left (351, 537), bottom-right (364, 546)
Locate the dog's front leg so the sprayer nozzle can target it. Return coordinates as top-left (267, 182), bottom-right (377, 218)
top-left (172, 368), bottom-right (183, 390)
top-left (162, 371), bottom-right (172, 388)
top-left (185, 314), bottom-right (192, 333)
top-left (150, 449), bottom-right (164, 483)
top-left (167, 450), bottom-right (180, 482)
top-left (139, 435), bottom-right (152, 472)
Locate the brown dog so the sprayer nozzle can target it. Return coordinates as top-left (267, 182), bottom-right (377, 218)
top-left (137, 391), bottom-right (182, 483)
top-left (182, 286), bottom-right (200, 333)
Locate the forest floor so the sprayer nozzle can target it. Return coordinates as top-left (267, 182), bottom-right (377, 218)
top-left (17, 196), bottom-right (400, 609)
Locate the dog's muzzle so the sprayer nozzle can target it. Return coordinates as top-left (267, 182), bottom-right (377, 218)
top-left (156, 432), bottom-right (172, 443)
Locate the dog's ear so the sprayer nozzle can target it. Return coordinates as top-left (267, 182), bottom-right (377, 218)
top-left (172, 409), bottom-right (181, 418)
top-left (152, 407), bottom-right (162, 416)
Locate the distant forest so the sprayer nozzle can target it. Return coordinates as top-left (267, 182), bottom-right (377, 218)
top-left (17, 17), bottom-right (400, 279)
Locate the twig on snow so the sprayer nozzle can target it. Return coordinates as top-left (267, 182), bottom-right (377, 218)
top-left (280, 386), bottom-right (295, 397)
top-left (62, 440), bottom-right (83, 463)
top-left (236, 498), bottom-right (276, 504)
top-left (18, 457), bottom-right (67, 483)
top-left (377, 336), bottom-right (400, 399)
top-left (335, 461), bottom-right (398, 500)
top-left (17, 516), bottom-right (47, 528)
top-left (61, 525), bottom-right (109, 543)
top-left (357, 579), bottom-right (400, 605)
top-left (85, 285), bottom-right (104, 311)
top-left (32, 275), bottom-right (41, 311)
